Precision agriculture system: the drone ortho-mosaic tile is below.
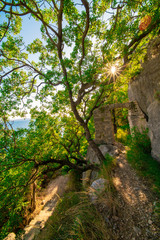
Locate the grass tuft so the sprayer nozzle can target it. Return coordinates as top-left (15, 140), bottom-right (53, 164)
top-left (35, 191), bottom-right (113, 240)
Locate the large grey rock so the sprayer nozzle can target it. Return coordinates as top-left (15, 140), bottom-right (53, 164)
top-left (86, 144), bottom-right (118, 165)
top-left (89, 178), bottom-right (107, 202)
top-left (83, 144), bottom-right (119, 186)
top-left (148, 101), bottom-right (160, 161)
top-left (128, 36), bottom-right (160, 161)
top-left (128, 101), bottom-right (148, 132)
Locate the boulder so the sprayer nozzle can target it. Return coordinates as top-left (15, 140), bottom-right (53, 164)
top-left (86, 144), bottom-right (118, 165)
top-left (83, 144), bottom-right (119, 185)
top-left (89, 178), bottom-right (107, 202)
top-left (3, 233), bottom-right (16, 240)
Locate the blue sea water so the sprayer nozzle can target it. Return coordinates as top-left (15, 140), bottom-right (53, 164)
top-left (9, 119), bottom-right (30, 130)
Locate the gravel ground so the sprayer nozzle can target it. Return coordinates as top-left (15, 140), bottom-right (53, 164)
top-left (110, 150), bottom-right (160, 240)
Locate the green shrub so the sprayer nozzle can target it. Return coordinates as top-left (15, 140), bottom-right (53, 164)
top-left (127, 128), bottom-right (151, 154)
top-left (126, 129), bottom-right (160, 195)
top-left (115, 127), bottom-right (129, 145)
top-left (101, 153), bottom-right (117, 178)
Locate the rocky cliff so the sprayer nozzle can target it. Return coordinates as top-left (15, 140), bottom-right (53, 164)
top-left (128, 37), bottom-right (160, 161)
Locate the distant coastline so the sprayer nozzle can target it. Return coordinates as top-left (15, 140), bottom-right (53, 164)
top-left (9, 119), bottom-right (30, 130)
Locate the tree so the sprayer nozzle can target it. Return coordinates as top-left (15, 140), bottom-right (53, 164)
top-left (0, 0), bottom-right (159, 163)
top-left (0, 110), bottom-right (99, 237)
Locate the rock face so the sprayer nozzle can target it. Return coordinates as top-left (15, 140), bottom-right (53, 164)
top-left (147, 100), bottom-right (160, 160)
top-left (83, 144), bottom-right (119, 186)
top-left (128, 37), bottom-right (160, 161)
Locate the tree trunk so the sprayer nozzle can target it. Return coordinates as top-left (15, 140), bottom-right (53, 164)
top-left (69, 169), bottom-right (82, 191)
top-left (84, 126), bottom-right (105, 164)
top-left (112, 109), bottom-right (117, 134)
top-left (31, 182), bottom-right (36, 211)
top-left (67, 86), bottom-right (105, 165)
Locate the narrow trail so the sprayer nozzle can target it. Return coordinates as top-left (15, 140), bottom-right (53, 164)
top-left (22, 175), bottom-right (68, 240)
top-left (111, 150), bottom-right (160, 240)
top-left (19, 149), bottom-right (160, 240)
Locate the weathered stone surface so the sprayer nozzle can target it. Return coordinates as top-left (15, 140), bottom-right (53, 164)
top-left (3, 233), bottom-right (16, 240)
top-left (89, 178), bottom-right (107, 202)
top-left (86, 144), bottom-right (118, 165)
top-left (83, 144), bottom-right (119, 185)
top-left (93, 107), bottom-right (115, 144)
top-left (128, 36), bottom-right (160, 161)
top-left (148, 100), bottom-right (160, 161)
top-left (128, 37), bottom-right (160, 116)
top-left (128, 102), bottom-right (147, 132)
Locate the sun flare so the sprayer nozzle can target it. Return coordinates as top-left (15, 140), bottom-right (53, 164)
top-left (111, 65), bottom-right (116, 75)
top-left (103, 61), bottom-right (121, 83)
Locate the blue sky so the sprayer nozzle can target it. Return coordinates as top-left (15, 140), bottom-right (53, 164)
top-left (0, 12), bottom-right (42, 62)
top-left (0, 11), bottom-right (42, 42)
top-left (21, 15), bottom-right (42, 44)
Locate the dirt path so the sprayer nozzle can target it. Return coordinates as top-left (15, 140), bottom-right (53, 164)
top-left (22, 175), bottom-right (68, 240)
top-left (111, 150), bottom-right (160, 240)
top-left (19, 149), bottom-right (160, 240)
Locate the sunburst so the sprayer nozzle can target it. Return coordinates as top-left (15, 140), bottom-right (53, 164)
top-left (105, 61), bottom-right (121, 83)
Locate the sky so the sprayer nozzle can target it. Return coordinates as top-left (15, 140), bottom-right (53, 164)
top-left (21, 16), bottom-right (42, 44)
top-left (0, 11), bottom-right (41, 42)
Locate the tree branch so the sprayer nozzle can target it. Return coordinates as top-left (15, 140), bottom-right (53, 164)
top-left (124, 17), bottom-right (160, 63)
top-left (79, 0), bottom-right (90, 69)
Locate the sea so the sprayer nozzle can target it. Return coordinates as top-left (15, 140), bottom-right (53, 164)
top-left (9, 119), bottom-right (30, 130)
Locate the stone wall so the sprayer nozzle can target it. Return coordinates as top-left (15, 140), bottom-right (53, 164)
top-left (93, 107), bottom-right (115, 144)
top-left (128, 37), bottom-right (160, 161)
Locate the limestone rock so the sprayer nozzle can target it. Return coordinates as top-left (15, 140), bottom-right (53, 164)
top-left (86, 144), bottom-right (118, 165)
top-left (3, 233), bottom-right (16, 240)
top-left (89, 178), bottom-right (107, 202)
top-left (148, 100), bottom-right (160, 161)
top-left (128, 36), bottom-right (160, 161)
top-left (83, 144), bottom-right (118, 184)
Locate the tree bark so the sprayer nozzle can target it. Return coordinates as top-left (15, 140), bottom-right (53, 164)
top-left (31, 182), bottom-right (36, 211)
top-left (84, 125), bottom-right (106, 164)
top-left (112, 109), bottom-right (117, 134)
top-left (69, 169), bottom-right (82, 191)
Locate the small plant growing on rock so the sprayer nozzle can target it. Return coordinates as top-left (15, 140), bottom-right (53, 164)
top-left (154, 91), bottom-right (160, 102)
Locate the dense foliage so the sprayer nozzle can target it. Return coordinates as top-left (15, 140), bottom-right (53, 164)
top-left (0, 111), bottom-right (95, 237)
top-left (0, 0), bottom-right (160, 237)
